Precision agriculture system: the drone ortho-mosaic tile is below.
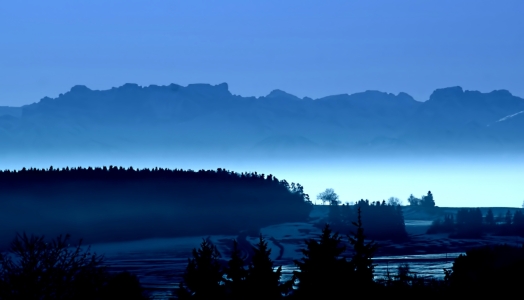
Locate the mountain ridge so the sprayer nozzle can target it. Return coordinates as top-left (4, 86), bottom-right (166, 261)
top-left (1, 83), bottom-right (523, 159)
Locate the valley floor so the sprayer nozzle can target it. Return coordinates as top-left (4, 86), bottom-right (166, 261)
top-left (89, 207), bottom-right (523, 299)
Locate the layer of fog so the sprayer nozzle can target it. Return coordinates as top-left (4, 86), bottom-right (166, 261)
top-left (3, 153), bottom-right (523, 208)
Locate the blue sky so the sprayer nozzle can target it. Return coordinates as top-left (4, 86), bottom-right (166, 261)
top-left (1, 0), bottom-right (523, 106)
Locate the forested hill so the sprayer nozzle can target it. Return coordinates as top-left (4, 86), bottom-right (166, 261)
top-left (0, 167), bottom-right (312, 247)
top-left (1, 83), bottom-right (524, 159)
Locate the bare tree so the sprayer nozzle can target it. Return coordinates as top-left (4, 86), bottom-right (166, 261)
top-left (316, 188), bottom-right (340, 205)
top-left (0, 233), bottom-right (107, 299)
top-left (387, 197), bottom-right (402, 206)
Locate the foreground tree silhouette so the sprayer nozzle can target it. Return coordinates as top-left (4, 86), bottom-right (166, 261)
top-left (178, 239), bottom-right (225, 299)
top-left (348, 207), bottom-right (378, 287)
top-left (0, 233), bottom-right (146, 300)
top-left (447, 244), bottom-right (524, 295)
top-left (485, 209), bottom-right (495, 227)
top-left (101, 271), bottom-right (149, 300)
top-left (224, 240), bottom-right (247, 300)
top-left (293, 224), bottom-right (351, 299)
top-left (245, 235), bottom-right (286, 299)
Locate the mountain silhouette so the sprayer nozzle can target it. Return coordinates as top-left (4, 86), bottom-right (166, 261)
top-left (1, 83), bottom-right (523, 159)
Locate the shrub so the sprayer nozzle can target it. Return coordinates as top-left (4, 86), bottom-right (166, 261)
top-left (0, 233), bottom-right (147, 299)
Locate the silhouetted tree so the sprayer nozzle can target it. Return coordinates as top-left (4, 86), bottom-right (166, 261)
top-left (178, 239), bottom-right (225, 299)
top-left (407, 194), bottom-right (420, 206)
top-left (420, 191), bottom-right (435, 208)
top-left (447, 244), bottom-right (524, 294)
top-left (101, 271), bottom-right (149, 300)
top-left (473, 208), bottom-right (483, 226)
top-left (293, 224), bottom-right (351, 299)
top-left (0, 233), bottom-right (109, 299)
top-left (485, 209), bottom-right (495, 226)
top-left (454, 208), bottom-right (483, 238)
top-left (505, 210), bottom-right (512, 225)
top-left (512, 210), bottom-right (524, 236)
top-left (427, 214), bottom-right (454, 234)
top-left (317, 188), bottom-right (340, 205)
top-left (387, 197), bottom-right (402, 206)
top-left (245, 235), bottom-right (285, 299)
top-left (224, 240), bottom-right (247, 300)
top-left (328, 200), bottom-right (343, 228)
top-left (395, 263), bottom-right (411, 285)
top-left (348, 207), bottom-right (377, 287)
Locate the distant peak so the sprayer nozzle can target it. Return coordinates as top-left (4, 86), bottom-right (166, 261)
top-left (266, 89), bottom-right (300, 100)
top-left (396, 92), bottom-right (416, 102)
top-left (70, 85), bottom-right (91, 93)
top-left (186, 82), bottom-right (229, 90)
top-left (187, 82), bottom-right (228, 89)
top-left (363, 90), bottom-right (387, 95)
top-left (429, 86), bottom-right (464, 101)
top-left (216, 82), bottom-right (228, 90)
top-left (121, 83), bottom-right (141, 89)
top-left (489, 89), bottom-right (513, 97)
top-left (350, 90), bottom-right (390, 98)
top-left (183, 82), bottom-right (232, 97)
top-left (397, 91), bottom-right (411, 98)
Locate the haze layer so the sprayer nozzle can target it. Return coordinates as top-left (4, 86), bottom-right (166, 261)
top-left (1, 83), bottom-right (523, 207)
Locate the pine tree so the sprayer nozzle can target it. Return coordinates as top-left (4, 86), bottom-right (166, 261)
top-left (348, 207), bottom-right (378, 287)
top-left (505, 210), bottom-right (512, 225)
top-left (485, 209), bottom-right (495, 226)
top-left (178, 239), bottom-right (225, 299)
top-left (245, 234), bottom-right (284, 299)
top-left (224, 240), bottom-right (247, 300)
top-left (293, 224), bottom-right (351, 298)
top-left (407, 194), bottom-right (420, 206)
top-left (421, 191), bottom-right (435, 208)
top-left (512, 210), bottom-right (524, 235)
top-left (328, 200), bottom-right (342, 228)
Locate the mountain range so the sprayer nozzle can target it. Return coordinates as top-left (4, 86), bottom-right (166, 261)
top-left (1, 83), bottom-right (523, 160)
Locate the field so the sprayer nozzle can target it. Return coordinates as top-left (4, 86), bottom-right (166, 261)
top-left (87, 205), bottom-right (523, 298)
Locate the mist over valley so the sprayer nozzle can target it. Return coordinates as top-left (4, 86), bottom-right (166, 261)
top-left (1, 83), bottom-right (523, 207)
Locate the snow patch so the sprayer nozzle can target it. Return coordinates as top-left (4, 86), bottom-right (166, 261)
top-left (496, 110), bottom-right (524, 123)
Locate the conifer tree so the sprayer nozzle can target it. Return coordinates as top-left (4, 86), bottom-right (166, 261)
top-left (505, 210), bottom-right (512, 225)
top-left (293, 224), bottom-right (351, 298)
top-left (348, 207), bottom-right (378, 287)
top-left (245, 234), bottom-right (284, 299)
top-left (421, 191), bottom-right (435, 208)
top-left (224, 240), bottom-right (247, 300)
top-left (407, 194), bottom-right (420, 206)
top-left (512, 210), bottom-right (524, 235)
top-left (178, 239), bottom-right (225, 299)
top-left (485, 209), bottom-right (495, 226)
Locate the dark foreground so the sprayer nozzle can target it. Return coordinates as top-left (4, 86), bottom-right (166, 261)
top-left (1, 205), bottom-right (523, 299)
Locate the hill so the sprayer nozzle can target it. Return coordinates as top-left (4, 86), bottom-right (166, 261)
top-left (0, 167), bottom-right (312, 248)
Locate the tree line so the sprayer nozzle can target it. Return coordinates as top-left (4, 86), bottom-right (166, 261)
top-left (0, 167), bottom-right (313, 243)
top-left (328, 199), bottom-right (408, 241)
top-left (317, 189), bottom-right (441, 241)
top-left (428, 208), bottom-right (524, 237)
top-left (407, 191), bottom-right (436, 209)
